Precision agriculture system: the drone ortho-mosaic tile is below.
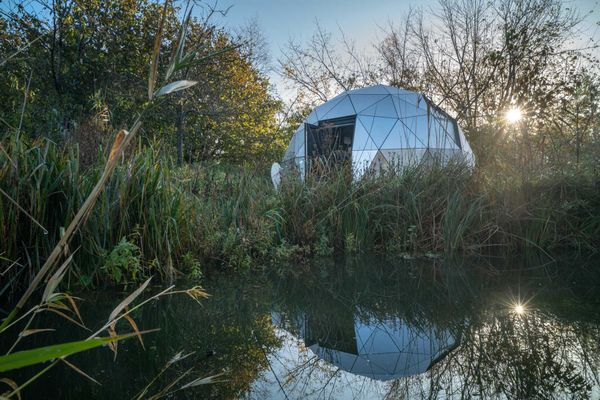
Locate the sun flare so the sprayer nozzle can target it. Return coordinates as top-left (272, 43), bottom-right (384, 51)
top-left (514, 304), bottom-right (525, 314)
top-left (505, 107), bottom-right (523, 124)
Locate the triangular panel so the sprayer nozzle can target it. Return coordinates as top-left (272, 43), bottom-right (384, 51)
top-left (357, 115), bottom-right (375, 134)
top-left (360, 102), bottom-right (379, 117)
top-left (315, 95), bottom-right (345, 120)
top-left (353, 120), bottom-right (378, 151)
top-left (393, 96), bottom-right (425, 119)
top-left (321, 96), bottom-right (356, 119)
top-left (398, 117), bottom-right (427, 148)
top-left (369, 117), bottom-right (398, 149)
top-left (381, 121), bottom-right (406, 149)
top-left (306, 110), bottom-right (318, 125)
top-left (429, 118), bottom-right (446, 148)
top-left (349, 94), bottom-right (388, 113)
top-left (374, 96), bottom-right (398, 118)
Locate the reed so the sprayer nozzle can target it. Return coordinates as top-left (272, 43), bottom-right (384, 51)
top-left (3, 138), bottom-right (599, 300)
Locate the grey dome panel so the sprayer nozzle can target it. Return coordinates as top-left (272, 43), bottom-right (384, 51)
top-left (321, 96), bottom-right (356, 120)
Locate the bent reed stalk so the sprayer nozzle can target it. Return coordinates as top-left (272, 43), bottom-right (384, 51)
top-left (1, 123), bottom-right (141, 331)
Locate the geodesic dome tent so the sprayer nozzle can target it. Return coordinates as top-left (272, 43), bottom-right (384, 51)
top-left (280, 84), bottom-right (474, 180)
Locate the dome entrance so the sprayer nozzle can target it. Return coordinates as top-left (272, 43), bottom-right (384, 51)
top-left (306, 116), bottom-right (355, 179)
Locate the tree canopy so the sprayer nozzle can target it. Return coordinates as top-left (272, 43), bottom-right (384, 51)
top-left (0, 0), bottom-right (285, 163)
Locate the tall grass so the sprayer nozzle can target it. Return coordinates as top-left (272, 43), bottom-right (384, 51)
top-left (0, 135), bottom-right (280, 298)
top-left (277, 160), bottom-right (600, 256)
top-left (2, 134), bottom-right (600, 299)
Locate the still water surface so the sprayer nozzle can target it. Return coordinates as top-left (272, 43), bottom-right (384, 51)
top-left (8, 255), bottom-right (600, 399)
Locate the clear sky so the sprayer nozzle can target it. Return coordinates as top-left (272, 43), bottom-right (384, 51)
top-left (213, 0), bottom-right (600, 99)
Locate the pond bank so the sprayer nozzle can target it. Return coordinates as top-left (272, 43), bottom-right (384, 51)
top-left (2, 135), bottom-right (600, 298)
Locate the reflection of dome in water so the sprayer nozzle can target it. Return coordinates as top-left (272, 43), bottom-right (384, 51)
top-left (273, 311), bottom-right (458, 380)
top-left (279, 85), bottom-right (475, 182)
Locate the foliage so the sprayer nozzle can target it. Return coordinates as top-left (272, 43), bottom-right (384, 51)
top-left (101, 237), bottom-right (143, 287)
top-left (0, 334), bottom-right (137, 373)
top-left (0, 0), bottom-right (285, 163)
top-left (3, 134), bottom-right (600, 301)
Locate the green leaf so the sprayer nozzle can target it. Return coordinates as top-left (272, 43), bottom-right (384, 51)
top-left (0, 334), bottom-right (137, 372)
top-left (165, 5), bottom-right (193, 81)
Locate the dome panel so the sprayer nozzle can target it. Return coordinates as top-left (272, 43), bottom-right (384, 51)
top-left (283, 127), bottom-right (304, 161)
top-left (306, 110), bottom-right (318, 125)
top-left (293, 126), bottom-right (305, 152)
top-left (429, 118), bottom-right (449, 148)
top-left (394, 97), bottom-right (424, 119)
top-left (359, 96), bottom-right (400, 118)
top-left (369, 117), bottom-right (398, 148)
top-left (314, 95), bottom-right (345, 120)
top-left (413, 115), bottom-right (430, 147)
top-left (349, 94), bottom-right (388, 113)
top-left (373, 96), bottom-right (398, 119)
top-left (357, 115), bottom-right (375, 133)
top-left (321, 96), bottom-right (356, 120)
top-left (382, 120), bottom-right (411, 149)
top-left (353, 121), bottom-right (378, 151)
top-left (397, 93), bottom-right (428, 111)
top-left (399, 117), bottom-right (427, 148)
top-left (359, 101), bottom-right (379, 117)
top-left (384, 86), bottom-right (401, 95)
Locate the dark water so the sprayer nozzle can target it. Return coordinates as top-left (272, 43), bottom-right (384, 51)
top-left (5, 255), bottom-right (600, 399)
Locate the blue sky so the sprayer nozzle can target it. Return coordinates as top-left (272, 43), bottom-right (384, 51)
top-left (213, 0), bottom-right (600, 99)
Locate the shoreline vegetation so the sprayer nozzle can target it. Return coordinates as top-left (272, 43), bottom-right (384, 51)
top-left (1, 0), bottom-right (599, 299)
top-left (2, 133), bottom-right (599, 298)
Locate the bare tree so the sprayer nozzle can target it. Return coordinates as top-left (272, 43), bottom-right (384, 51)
top-left (278, 22), bottom-right (377, 104)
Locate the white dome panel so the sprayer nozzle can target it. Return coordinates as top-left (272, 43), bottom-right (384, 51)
top-left (370, 117), bottom-right (398, 148)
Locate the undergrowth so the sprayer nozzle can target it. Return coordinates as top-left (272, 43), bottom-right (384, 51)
top-left (2, 135), bottom-right (599, 298)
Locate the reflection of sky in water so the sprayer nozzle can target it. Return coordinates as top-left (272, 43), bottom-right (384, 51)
top-left (247, 328), bottom-right (389, 400)
top-left (245, 308), bottom-right (600, 400)
top-left (246, 312), bottom-right (457, 399)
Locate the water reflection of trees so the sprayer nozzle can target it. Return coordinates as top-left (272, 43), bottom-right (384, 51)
top-left (8, 276), bottom-right (281, 400)
top-left (9, 255), bottom-right (600, 399)
top-left (388, 311), bottom-right (600, 399)
top-left (270, 256), bottom-right (600, 400)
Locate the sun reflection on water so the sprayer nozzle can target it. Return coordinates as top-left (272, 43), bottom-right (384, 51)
top-left (514, 303), bottom-right (525, 314)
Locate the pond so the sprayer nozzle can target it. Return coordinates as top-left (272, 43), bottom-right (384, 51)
top-left (5, 255), bottom-right (600, 399)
